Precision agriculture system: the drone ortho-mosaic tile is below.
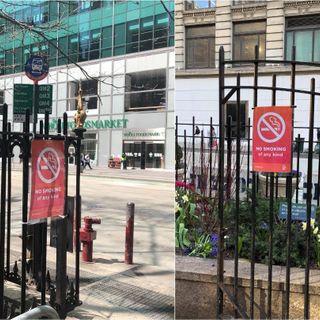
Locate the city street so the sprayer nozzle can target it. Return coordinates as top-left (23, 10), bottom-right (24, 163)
top-left (8, 168), bottom-right (175, 319)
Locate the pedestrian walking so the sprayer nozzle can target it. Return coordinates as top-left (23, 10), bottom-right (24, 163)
top-left (84, 153), bottom-right (92, 169)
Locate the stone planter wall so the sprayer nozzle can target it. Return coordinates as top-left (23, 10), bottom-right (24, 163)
top-left (176, 256), bottom-right (320, 319)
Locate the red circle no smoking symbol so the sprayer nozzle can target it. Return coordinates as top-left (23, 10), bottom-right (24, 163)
top-left (37, 147), bottom-right (61, 184)
top-left (257, 112), bottom-right (286, 143)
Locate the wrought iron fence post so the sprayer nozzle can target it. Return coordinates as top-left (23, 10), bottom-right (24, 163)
top-left (73, 127), bottom-right (86, 304)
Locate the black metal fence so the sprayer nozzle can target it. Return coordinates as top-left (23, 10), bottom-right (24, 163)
top-left (0, 104), bottom-right (83, 318)
top-left (175, 45), bottom-right (320, 319)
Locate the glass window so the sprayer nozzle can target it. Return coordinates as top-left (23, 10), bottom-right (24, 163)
top-left (58, 36), bottom-right (68, 65)
top-left (69, 34), bottom-right (79, 62)
top-left (125, 69), bottom-right (166, 111)
top-left (82, 133), bottom-right (97, 161)
top-left (0, 52), bottom-right (4, 75)
top-left (140, 16), bottom-right (154, 51)
top-left (79, 31), bottom-right (90, 61)
top-left (0, 90), bottom-right (4, 104)
top-left (186, 25), bottom-right (215, 69)
top-left (154, 13), bottom-right (169, 49)
top-left (90, 29), bottom-right (101, 60)
top-left (225, 102), bottom-right (248, 138)
top-left (67, 79), bottom-right (98, 110)
top-left (185, 0), bottom-right (216, 10)
top-left (5, 50), bottom-right (13, 74)
top-left (126, 19), bottom-right (139, 54)
top-left (285, 15), bottom-right (320, 63)
top-left (102, 26), bottom-right (112, 58)
top-left (233, 21), bottom-right (266, 60)
top-left (114, 23), bottom-right (126, 55)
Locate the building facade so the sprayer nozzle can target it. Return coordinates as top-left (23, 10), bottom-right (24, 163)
top-left (0, 0), bottom-right (175, 169)
top-left (176, 0), bottom-right (320, 133)
top-left (175, 0), bottom-right (320, 199)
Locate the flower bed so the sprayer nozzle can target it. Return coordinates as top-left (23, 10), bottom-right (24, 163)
top-left (175, 181), bottom-right (320, 268)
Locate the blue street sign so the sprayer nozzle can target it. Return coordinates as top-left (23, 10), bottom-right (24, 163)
top-left (278, 202), bottom-right (317, 221)
top-left (25, 55), bottom-right (49, 82)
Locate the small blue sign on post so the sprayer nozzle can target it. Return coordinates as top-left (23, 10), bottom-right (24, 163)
top-left (278, 202), bottom-right (317, 221)
top-left (25, 55), bottom-right (49, 82)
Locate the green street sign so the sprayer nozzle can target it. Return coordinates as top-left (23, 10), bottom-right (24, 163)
top-left (13, 84), bottom-right (53, 122)
top-left (37, 84), bottom-right (52, 114)
top-left (13, 84), bottom-right (33, 117)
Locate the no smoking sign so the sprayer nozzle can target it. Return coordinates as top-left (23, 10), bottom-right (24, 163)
top-left (37, 147), bottom-right (61, 183)
top-left (253, 107), bottom-right (293, 173)
top-left (29, 140), bottom-right (65, 221)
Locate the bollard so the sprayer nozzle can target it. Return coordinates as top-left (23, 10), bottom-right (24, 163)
top-left (125, 203), bottom-right (135, 264)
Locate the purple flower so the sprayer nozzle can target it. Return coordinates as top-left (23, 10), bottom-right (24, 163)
top-left (210, 233), bottom-right (219, 245)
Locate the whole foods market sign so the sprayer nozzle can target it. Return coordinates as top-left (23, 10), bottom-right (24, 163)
top-left (49, 118), bottom-right (128, 131)
top-left (123, 128), bottom-right (165, 141)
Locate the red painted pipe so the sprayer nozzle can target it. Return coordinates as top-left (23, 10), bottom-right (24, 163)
top-left (125, 203), bottom-right (135, 264)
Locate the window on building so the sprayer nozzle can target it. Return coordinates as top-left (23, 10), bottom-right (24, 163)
top-left (185, 0), bottom-right (216, 10)
top-left (0, 52), bottom-right (4, 75)
top-left (82, 133), bottom-right (97, 162)
top-left (0, 90), bottom-right (4, 105)
top-left (90, 29), bottom-right (101, 60)
top-left (225, 102), bottom-right (248, 138)
top-left (186, 25), bottom-right (215, 69)
top-left (233, 21), bottom-right (266, 60)
top-left (125, 69), bottom-right (166, 111)
top-left (126, 19), bottom-right (140, 54)
top-left (114, 23), bottom-right (126, 55)
top-left (140, 16), bottom-right (153, 51)
top-left (286, 15), bottom-right (320, 62)
top-left (67, 79), bottom-right (98, 111)
top-left (101, 26), bottom-right (112, 58)
top-left (154, 13), bottom-right (169, 49)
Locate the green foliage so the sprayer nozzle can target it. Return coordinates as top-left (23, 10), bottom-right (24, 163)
top-left (189, 232), bottom-right (213, 258)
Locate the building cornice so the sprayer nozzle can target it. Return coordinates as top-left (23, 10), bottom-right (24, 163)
top-left (182, 8), bottom-right (216, 18)
top-left (284, 0), bottom-right (320, 9)
top-left (231, 3), bottom-right (267, 14)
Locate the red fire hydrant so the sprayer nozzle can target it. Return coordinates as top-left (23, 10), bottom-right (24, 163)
top-left (79, 216), bottom-right (101, 263)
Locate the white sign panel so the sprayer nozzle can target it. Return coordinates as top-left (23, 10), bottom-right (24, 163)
top-left (123, 128), bottom-right (165, 141)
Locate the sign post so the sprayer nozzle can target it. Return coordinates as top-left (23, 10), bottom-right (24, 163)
top-left (252, 106), bottom-right (293, 173)
top-left (29, 140), bottom-right (65, 221)
top-left (25, 55), bottom-right (49, 133)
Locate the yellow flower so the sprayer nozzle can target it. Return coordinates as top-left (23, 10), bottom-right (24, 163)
top-left (182, 195), bottom-right (189, 203)
top-left (302, 222), bottom-right (307, 231)
top-left (313, 227), bottom-right (319, 235)
top-left (311, 218), bottom-right (315, 229)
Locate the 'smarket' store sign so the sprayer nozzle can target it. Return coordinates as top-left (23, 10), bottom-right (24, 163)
top-left (49, 118), bottom-right (128, 131)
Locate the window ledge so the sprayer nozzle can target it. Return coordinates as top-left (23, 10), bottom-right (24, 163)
top-left (125, 106), bottom-right (166, 112)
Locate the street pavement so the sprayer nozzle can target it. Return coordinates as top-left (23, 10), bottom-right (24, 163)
top-left (8, 166), bottom-right (175, 319)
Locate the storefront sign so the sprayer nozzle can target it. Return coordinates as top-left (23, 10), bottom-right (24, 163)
top-left (278, 202), bottom-right (316, 221)
top-left (49, 118), bottom-right (128, 131)
top-left (29, 140), bottom-right (65, 221)
top-left (253, 106), bottom-right (293, 173)
top-left (123, 128), bottom-right (165, 141)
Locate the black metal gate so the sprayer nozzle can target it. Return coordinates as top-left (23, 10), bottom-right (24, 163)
top-left (216, 45), bottom-right (320, 319)
top-left (0, 105), bottom-right (83, 319)
top-left (176, 45), bottom-right (320, 319)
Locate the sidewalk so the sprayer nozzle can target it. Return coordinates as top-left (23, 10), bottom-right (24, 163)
top-left (11, 163), bottom-right (175, 184)
top-left (9, 242), bottom-right (174, 320)
top-left (75, 166), bottom-right (175, 184)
